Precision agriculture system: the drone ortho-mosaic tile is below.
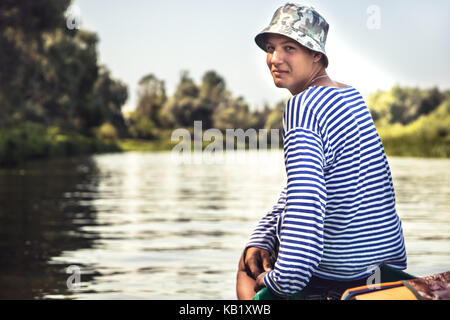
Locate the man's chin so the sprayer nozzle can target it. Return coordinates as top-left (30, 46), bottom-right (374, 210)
top-left (273, 80), bottom-right (286, 88)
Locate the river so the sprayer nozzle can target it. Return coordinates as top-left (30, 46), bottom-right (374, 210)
top-left (0, 151), bottom-right (448, 299)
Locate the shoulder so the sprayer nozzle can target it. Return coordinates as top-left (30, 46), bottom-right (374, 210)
top-left (284, 86), bottom-right (364, 133)
top-left (289, 85), bottom-right (350, 104)
top-left (283, 87), bottom-right (327, 134)
top-left (286, 86), bottom-right (355, 115)
top-left (292, 86), bottom-right (364, 113)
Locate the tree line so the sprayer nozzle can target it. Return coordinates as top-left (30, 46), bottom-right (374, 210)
top-left (0, 1), bottom-right (128, 165)
top-left (367, 86), bottom-right (450, 157)
top-left (0, 0), bottom-right (285, 165)
top-left (0, 1), bottom-right (128, 133)
top-left (128, 72), bottom-right (450, 158)
top-left (0, 1), bottom-right (448, 166)
top-left (127, 70), bottom-right (284, 140)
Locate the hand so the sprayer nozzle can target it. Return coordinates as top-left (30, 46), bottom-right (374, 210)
top-left (244, 247), bottom-right (273, 280)
top-left (254, 271), bottom-right (269, 292)
top-left (236, 252), bottom-right (258, 300)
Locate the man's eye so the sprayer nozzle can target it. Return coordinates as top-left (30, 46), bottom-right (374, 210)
top-left (285, 46), bottom-right (295, 51)
top-left (266, 46), bottom-right (274, 52)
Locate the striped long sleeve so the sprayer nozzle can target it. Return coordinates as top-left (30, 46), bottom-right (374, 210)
top-left (262, 86), bottom-right (407, 297)
top-left (263, 124), bottom-right (327, 296)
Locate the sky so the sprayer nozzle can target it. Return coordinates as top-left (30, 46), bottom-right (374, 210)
top-left (71, 0), bottom-right (450, 112)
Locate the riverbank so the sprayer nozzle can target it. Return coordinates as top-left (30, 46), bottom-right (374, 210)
top-left (377, 102), bottom-right (450, 158)
top-left (0, 122), bottom-right (119, 167)
top-left (118, 139), bottom-right (175, 152)
top-left (1, 122), bottom-right (448, 167)
top-left (380, 131), bottom-right (449, 158)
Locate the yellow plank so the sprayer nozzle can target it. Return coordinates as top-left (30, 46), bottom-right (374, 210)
top-left (354, 286), bottom-right (418, 300)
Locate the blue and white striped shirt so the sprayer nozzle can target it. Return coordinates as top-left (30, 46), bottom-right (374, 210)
top-left (247, 85), bottom-right (407, 297)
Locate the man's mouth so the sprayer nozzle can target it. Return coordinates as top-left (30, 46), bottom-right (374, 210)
top-left (272, 69), bottom-right (289, 76)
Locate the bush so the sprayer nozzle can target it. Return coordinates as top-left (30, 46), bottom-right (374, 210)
top-left (0, 122), bottom-right (49, 165)
top-left (0, 121), bottom-right (120, 166)
top-left (128, 117), bottom-right (157, 140)
top-left (96, 122), bottom-right (118, 141)
top-left (378, 101), bottom-right (450, 158)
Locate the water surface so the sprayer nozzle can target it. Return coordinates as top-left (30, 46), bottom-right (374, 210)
top-left (0, 151), bottom-right (448, 299)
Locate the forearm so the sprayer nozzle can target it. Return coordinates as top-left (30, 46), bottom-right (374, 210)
top-left (264, 128), bottom-right (327, 297)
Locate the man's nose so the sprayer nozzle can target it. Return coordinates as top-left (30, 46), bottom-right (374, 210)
top-left (270, 49), bottom-right (283, 65)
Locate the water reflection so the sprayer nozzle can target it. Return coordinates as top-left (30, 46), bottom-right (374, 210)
top-left (0, 152), bottom-right (448, 299)
top-left (389, 158), bottom-right (450, 275)
top-left (0, 157), bottom-right (101, 299)
top-left (46, 151), bottom-right (288, 299)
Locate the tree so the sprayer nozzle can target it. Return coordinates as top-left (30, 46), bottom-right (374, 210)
top-left (199, 70), bottom-right (226, 106)
top-left (250, 103), bottom-right (272, 130)
top-left (367, 86), bottom-right (445, 127)
top-left (0, 0), bottom-right (129, 136)
top-left (264, 100), bottom-right (285, 131)
top-left (0, 0), bottom-right (72, 124)
top-left (160, 71), bottom-right (217, 129)
top-left (135, 73), bottom-right (166, 126)
top-left (40, 29), bottom-right (100, 130)
top-left (89, 66), bottom-right (128, 133)
top-left (213, 96), bottom-right (253, 130)
top-left (418, 87), bottom-right (443, 116)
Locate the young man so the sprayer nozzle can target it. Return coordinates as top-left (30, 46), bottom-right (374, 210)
top-left (237, 3), bottom-right (407, 300)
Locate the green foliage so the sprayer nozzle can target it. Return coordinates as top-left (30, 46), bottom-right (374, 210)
top-left (160, 71), bottom-right (217, 129)
top-left (0, 1), bottom-right (128, 130)
top-left (135, 73), bottom-right (166, 126)
top-left (1, 2), bottom-right (448, 164)
top-left (213, 97), bottom-right (253, 130)
top-left (0, 0), bottom-right (128, 165)
top-left (264, 100), bottom-right (285, 131)
top-left (127, 116), bottom-right (157, 140)
top-left (368, 85), bottom-right (446, 126)
top-left (88, 66), bottom-right (128, 132)
top-left (0, 1), bottom-right (71, 118)
top-left (250, 104), bottom-right (272, 130)
top-left (0, 122), bottom-right (119, 166)
top-left (132, 72), bottom-right (449, 158)
top-left (262, 100), bottom-right (285, 144)
top-left (118, 138), bottom-right (175, 152)
top-left (373, 90), bottom-right (450, 158)
top-left (96, 122), bottom-right (118, 141)
top-left (155, 69), bottom-right (272, 133)
top-left (0, 1), bottom-right (71, 35)
top-left (199, 70), bottom-right (227, 106)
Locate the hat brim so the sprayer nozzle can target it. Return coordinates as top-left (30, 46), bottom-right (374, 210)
top-left (255, 32), bottom-right (329, 68)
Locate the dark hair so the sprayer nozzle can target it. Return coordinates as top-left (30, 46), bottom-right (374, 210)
top-left (306, 47), bottom-right (328, 68)
top-left (319, 54), bottom-right (328, 68)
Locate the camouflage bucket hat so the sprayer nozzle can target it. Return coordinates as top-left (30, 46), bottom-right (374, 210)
top-left (255, 3), bottom-right (329, 67)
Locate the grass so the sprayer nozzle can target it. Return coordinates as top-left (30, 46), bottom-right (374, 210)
top-left (377, 102), bottom-right (450, 158)
top-left (0, 122), bottom-right (120, 166)
top-left (117, 139), bottom-right (175, 152)
top-left (2, 114), bottom-right (448, 168)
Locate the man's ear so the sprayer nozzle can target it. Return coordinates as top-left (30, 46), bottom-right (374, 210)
top-left (313, 52), bottom-right (323, 63)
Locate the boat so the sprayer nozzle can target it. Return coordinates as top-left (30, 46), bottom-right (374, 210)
top-left (252, 266), bottom-right (449, 300)
top-left (341, 270), bottom-right (449, 300)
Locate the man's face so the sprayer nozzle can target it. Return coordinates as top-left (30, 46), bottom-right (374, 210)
top-left (265, 33), bottom-right (315, 95)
